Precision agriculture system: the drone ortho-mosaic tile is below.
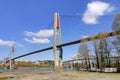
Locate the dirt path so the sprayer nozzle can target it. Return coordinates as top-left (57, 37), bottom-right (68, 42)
top-left (0, 71), bottom-right (120, 80)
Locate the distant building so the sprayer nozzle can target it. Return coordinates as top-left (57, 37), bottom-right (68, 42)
top-left (37, 60), bottom-right (45, 64)
top-left (4, 57), bottom-right (9, 63)
top-left (0, 59), bottom-right (3, 64)
top-left (71, 54), bottom-right (95, 60)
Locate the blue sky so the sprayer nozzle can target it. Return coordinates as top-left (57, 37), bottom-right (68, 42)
top-left (0, 0), bottom-right (120, 61)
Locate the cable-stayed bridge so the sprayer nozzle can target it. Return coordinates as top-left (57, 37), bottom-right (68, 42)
top-left (12, 30), bottom-right (120, 60)
top-left (7, 13), bottom-right (120, 71)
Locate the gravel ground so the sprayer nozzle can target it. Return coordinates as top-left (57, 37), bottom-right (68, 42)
top-left (0, 71), bottom-right (120, 80)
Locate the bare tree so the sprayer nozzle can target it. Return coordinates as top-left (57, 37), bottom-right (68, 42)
top-left (112, 13), bottom-right (120, 56)
top-left (78, 43), bottom-right (90, 70)
top-left (97, 38), bottom-right (111, 71)
top-left (112, 13), bottom-right (120, 31)
top-left (93, 41), bottom-right (100, 69)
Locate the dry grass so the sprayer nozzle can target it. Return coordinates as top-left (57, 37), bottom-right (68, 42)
top-left (0, 71), bottom-right (120, 80)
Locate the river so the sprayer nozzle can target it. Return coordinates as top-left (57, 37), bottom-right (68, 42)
top-left (0, 68), bottom-right (74, 72)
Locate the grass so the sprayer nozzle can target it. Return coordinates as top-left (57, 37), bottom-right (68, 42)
top-left (61, 73), bottom-right (75, 77)
top-left (0, 77), bottom-right (8, 80)
top-left (0, 77), bottom-right (14, 80)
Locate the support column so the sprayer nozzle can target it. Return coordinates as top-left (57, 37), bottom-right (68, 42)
top-left (57, 25), bottom-right (63, 67)
top-left (53, 12), bottom-right (63, 71)
top-left (9, 52), bottom-right (12, 69)
top-left (9, 45), bottom-right (15, 69)
top-left (53, 22), bottom-right (59, 67)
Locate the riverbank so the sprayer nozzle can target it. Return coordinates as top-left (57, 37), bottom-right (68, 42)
top-left (0, 71), bottom-right (120, 80)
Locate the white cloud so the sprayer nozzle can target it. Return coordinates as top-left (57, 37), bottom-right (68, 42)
top-left (0, 39), bottom-right (14, 46)
top-left (24, 29), bottom-right (53, 44)
top-left (82, 1), bottom-right (114, 24)
top-left (15, 42), bottom-right (24, 47)
top-left (24, 31), bottom-right (34, 37)
top-left (81, 35), bottom-right (89, 38)
top-left (24, 29), bottom-right (53, 38)
top-left (0, 39), bottom-right (23, 47)
top-left (24, 37), bottom-right (50, 44)
top-left (80, 35), bottom-right (89, 38)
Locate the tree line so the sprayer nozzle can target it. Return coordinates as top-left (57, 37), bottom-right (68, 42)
top-left (75, 13), bottom-right (120, 71)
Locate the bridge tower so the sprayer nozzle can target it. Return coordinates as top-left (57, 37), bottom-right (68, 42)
top-left (53, 12), bottom-right (63, 71)
top-left (9, 45), bottom-right (15, 69)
